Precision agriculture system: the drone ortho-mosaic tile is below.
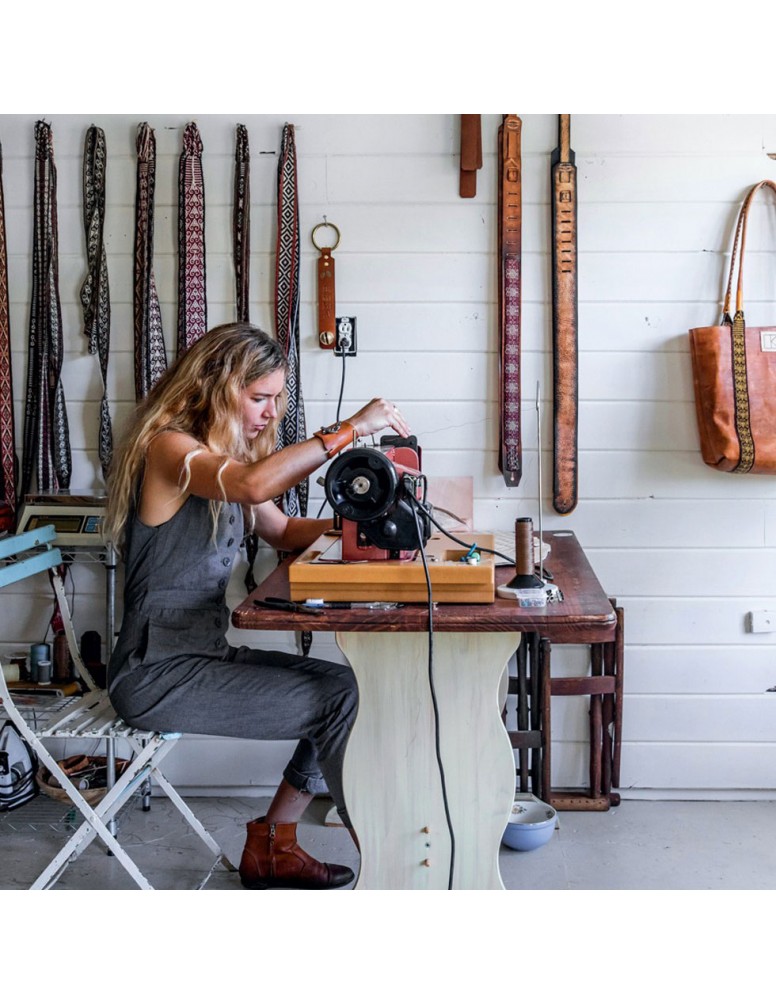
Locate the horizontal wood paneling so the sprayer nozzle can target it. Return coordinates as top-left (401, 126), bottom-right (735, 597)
top-left (2, 112), bottom-right (775, 796)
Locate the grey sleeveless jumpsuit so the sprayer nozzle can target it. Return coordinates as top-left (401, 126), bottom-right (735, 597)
top-left (108, 494), bottom-right (357, 827)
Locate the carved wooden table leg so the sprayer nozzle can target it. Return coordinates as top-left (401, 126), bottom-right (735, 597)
top-left (336, 630), bottom-right (520, 890)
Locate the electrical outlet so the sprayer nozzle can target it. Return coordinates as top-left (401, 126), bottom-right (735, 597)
top-left (334, 316), bottom-right (357, 356)
top-left (747, 610), bottom-right (776, 633)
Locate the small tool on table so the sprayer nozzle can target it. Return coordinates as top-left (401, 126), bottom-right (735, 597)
top-left (253, 597), bottom-right (324, 614)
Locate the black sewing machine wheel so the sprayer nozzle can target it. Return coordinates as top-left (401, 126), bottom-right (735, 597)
top-left (325, 448), bottom-right (400, 522)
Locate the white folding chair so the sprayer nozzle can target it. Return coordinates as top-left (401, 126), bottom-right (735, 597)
top-left (0, 523), bottom-right (238, 890)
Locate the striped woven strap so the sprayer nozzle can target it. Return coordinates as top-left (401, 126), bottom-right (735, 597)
top-left (274, 123), bottom-right (308, 519)
top-left (21, 120), bottom-right (71, 496)
top-left (177, 122), bottom-right (207, 355)
top-left (80, 125), bottom-right (113, 477)
top-left (498, 114), bottom-right (522, 487)
top-left (133, 122), bottom-right (167, 400)
top-left (730, 311), bottom-right (755, 473)
top-left (233, 124), bottom-right (250, 323)
top-left (0, 141), bottom-right (16, 522)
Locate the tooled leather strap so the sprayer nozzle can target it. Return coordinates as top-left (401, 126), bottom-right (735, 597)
top-left (80, 125), bottom-right (113, 478)
top-left (719, 181), bottom-right (776, 473)
top-left (233, 124), bottom-right (250, 323)
top-left (460, 114), bottom-right (482, 198)
top-left (551, 114), bottom-right (579, 513)
top-left (22, 120), bottom-right (71, 496)
top-left (0, 141), bottom-right (16, 523)
top-left (498, 114), bottom-right (522, 487)
top-left (275, 123), bottom-right (308, 519)
top-left (177, 122), bottom-right (207, 354)
top-left (133, 122), bottom-right (167, 400)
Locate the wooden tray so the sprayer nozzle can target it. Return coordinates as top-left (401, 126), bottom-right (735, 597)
top-left (288, 531), bottom-right (496, 604)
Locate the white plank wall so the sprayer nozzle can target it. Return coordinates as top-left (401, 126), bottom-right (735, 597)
top-left (1, 113), bottom-right (775, 798)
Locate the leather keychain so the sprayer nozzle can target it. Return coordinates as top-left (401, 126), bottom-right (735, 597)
top-left (311, 220), bottom-right (340, 349)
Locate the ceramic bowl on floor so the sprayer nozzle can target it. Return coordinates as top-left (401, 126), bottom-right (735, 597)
top-left (502, 795), bottom-right (557, 851)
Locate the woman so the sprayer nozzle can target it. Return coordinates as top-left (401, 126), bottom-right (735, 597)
top-left (104, 322), bottom-right (410, 889)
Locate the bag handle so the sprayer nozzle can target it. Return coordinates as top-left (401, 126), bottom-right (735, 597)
top-left (722, 179), bottom-right (776, 321)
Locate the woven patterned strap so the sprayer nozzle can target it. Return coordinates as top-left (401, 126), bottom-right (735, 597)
top-left (0, 141), bottom-right (16, 520)
top-left (79, 125), bottom-right (113, 477)
top-left (133, 122), bottom-right (167, 400)
top-left (233, 124), bottom-right (250, 323)
top-left (498, 115), bottom-right (522, 487)
top-left (730, 310), bottom-right (755, 473)
top-left (21, 120), bottom-right (71, 496)
top-left (177, 122), bottom-right (207, 355)
top-left (274, 123), bottom-right (308, 518)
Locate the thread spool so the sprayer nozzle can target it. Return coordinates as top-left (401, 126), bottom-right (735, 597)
top-left (514, 517), bottom-right (535, 576)
top-left (29, 643), bottom-right (51, 683)
top-left (496, 516), bottom-right (546, 604)
top-left (54, 631), bottom-right (70, 682)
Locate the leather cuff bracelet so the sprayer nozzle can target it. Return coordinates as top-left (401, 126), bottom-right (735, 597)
top-left (313, 420), bottom-right (355, 458)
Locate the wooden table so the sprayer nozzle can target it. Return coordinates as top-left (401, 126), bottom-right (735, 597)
top-left (232, 529), bottom-right (621, 889)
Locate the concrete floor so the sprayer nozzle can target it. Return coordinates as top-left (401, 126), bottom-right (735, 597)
top-left (1, 792), bottom-right (774, 891)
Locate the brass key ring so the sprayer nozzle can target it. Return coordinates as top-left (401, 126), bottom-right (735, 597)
top-left (311, 220), bottom-right (341, 251)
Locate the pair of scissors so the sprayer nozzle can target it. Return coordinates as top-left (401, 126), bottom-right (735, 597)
top-left (252, 597), bottom-right (324, 614)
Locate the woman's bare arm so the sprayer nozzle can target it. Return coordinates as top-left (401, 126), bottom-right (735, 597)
top-left (138, 398), bottom-right (410, 526)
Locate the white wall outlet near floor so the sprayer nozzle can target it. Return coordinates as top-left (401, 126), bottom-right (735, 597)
top-left (746, 610), bottom-right (776, 633)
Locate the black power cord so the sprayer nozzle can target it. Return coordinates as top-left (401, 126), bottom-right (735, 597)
top-left (410, 493), bottom-right (456, 890)
top-left (316, 349), bottom-right (349, 519)
top-left (413, 497), bottom-right (516, 566)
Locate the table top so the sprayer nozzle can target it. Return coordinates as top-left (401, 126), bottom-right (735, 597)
top-left (232, 530), bottom-right (617, 643)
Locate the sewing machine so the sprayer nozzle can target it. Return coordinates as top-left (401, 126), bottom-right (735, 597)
top-left (289, 440), bottom-right (496, 603)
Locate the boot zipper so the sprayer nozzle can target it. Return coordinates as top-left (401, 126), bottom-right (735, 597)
top-left (269, 823), bottom-right (276, 877)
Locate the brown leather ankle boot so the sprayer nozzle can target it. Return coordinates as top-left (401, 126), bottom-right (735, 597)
top-left (239, 817), bottom-right (355, 890)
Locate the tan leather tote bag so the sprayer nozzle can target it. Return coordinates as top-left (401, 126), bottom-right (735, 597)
top-left (689, 180), bottom-right (776, 473)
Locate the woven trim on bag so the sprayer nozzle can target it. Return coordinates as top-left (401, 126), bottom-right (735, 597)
top-left (731, 312), bottom-right (755, 473)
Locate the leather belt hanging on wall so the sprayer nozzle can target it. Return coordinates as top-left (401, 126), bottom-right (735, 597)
top-left (498, 114), bottom-right (523, 487)
top-left (133, 122), bottom-right (167, 401)
top-left (80, 125), bottom-right (113, 479)
top-left (0, 141), bottom-right (16, 529)
top-left (178, 122), bottom-right (207, 354)
top-left (21, 121), bottom-right (71, 496)
top-left (275, 123), bottom-right (308, 520)
top-left (233, 123), bottom-right (250, 323)
top-left (551, 114), bottom-right (579, 514)
top-left (459, 114), bottom-right (482, 198)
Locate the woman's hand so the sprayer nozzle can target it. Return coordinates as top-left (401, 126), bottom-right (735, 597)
top-left (345, 398), bottom-right (411, 440)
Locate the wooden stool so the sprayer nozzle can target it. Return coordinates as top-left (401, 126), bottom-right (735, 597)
top-left (506, 600), bottom-right (624, 811)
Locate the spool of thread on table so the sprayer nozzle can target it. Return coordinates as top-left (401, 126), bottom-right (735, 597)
top-left (502, 517), bottom-right (545, 594)
top-left (514, 517), bottom-right (535, 576)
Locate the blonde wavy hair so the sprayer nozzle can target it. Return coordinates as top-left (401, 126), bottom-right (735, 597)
top-left (104, 323), bottom-right (288, 553)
